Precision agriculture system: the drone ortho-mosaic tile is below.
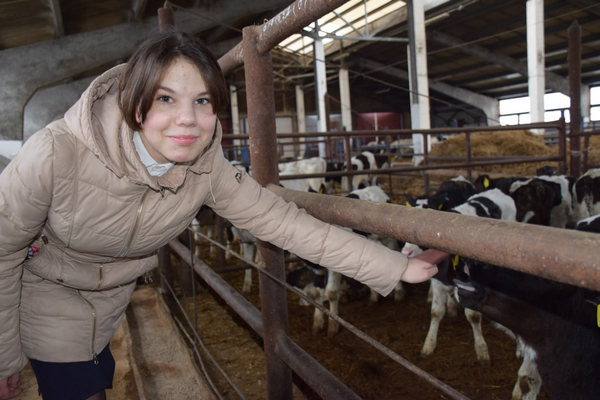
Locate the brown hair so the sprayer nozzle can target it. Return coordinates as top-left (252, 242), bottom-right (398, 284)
top-left (119, 29), bottom-right (228, 131)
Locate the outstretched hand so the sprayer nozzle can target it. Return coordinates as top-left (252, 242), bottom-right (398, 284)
top-left (401, 249), bottom-right (449, 283)
top-left (0, 373), bottom-right (22, 400)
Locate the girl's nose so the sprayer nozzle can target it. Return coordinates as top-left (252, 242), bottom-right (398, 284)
top-left (176, 103), bottom-right (196, 126)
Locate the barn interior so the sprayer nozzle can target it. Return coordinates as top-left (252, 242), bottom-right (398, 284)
top-left (1, 0), bottom-right (600, 147)
top-left (2, 1), bottom-right (600, 399)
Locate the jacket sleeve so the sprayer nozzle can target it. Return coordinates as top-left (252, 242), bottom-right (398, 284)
top-left (0, 131), bottom-right (54, 379)
top-left (208, 153), bottom-right (407, 296)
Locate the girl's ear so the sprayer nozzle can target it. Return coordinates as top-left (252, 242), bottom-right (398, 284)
top-left (135, 110), bottom-right (142, 125)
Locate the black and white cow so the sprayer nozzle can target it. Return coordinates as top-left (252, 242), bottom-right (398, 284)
top-left (572, 168), bottom-right (600, 222)
top-left (287, 185), bottom-right (401, 336)
top-left (279, 157), bottom-right (327, 193)
top-left (286, 259), bottom-right (371, 336)
top-left (426, 175), bottom-right (477, 211)
top-left (508, 175), bottom-right (576, 228)
top-left (473, 174), bottom-right (527, 194)
top-left (348, 151), bottom-right (389, 190)
top-left (453, 215), bottom-right (600, 400)
top-left (420, 188), bottom-right (517, 364)
top-left (346, 185), bottom-right (405, 303)
top-left (406, 187), bottom-right (543, 399)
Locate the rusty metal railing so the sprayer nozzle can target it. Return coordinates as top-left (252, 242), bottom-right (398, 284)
top-left (157, 1), bottom-right (597, 399)
top-left (268, 185), bottom-right (600, 292)
top-left (220, 119), bottom-right (568, 196)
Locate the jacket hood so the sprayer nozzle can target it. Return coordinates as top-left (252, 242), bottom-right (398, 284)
top-left (63, 63), bottom-right (223, 192)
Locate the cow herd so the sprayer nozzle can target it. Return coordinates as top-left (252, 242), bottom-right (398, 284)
top-left (190, 159), bottom-right (599, 400)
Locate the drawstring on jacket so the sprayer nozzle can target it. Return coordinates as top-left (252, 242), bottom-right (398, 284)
top-left (208, 175), bottom-right (216, 204)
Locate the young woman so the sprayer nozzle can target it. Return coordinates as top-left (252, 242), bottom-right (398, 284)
top-left (0, 30), bottom-right (438, 400)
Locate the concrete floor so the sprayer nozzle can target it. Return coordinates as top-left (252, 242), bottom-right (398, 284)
top-left (15, 286), bottom-right (213, 400)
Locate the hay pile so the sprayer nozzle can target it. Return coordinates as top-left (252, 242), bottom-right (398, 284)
top-left (428, 129), bottom-right (556, 175)
top-left (586, 135), bottom-right (600, 166)
top-left (386, 129), bottom-right (561, 201)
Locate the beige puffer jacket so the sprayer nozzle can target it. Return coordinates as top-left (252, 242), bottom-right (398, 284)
top-left (0, 64), bottom-right (408, 380)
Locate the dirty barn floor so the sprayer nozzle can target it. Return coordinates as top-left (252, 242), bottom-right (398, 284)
top-left (167, 264), bottom-right (549, 400)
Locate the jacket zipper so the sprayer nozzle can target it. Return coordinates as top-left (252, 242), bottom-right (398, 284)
top-left (117, 188), bottom-right (150, 258)
top-left (78, 290), bottom-right (98, 364)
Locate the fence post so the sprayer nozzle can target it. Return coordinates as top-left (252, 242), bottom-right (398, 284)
top-left (243, 24), bottom-right (293, 400)
top-left (568, 20), bottom-right (582, 177)
top-left (158, 246), bottom-right (174, 298)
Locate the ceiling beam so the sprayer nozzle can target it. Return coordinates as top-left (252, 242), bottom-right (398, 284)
top-left (427, 30), bottom-right (570, 95)
top-left (0, 0), bottom-right (291, 140)
top-left (358, 58), bottom-right (499, 124)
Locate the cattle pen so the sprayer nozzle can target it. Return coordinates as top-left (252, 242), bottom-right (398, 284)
top-left (143, 1), bottom-right (600, 400)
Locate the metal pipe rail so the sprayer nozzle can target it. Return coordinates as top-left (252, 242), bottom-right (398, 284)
top-left (221, 120), bottom-right (565, 141)
top-left (273, 156), bottom-right (565, 182)
top-left (268, 184), bottom-right (600, 292)
top-left (218, 0), bottom-right (348, 74)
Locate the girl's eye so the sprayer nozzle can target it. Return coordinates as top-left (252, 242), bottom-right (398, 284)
top-left (195, 98), bottom-right (210, 105)
top-left (157, 95), bottom-right (172, 103)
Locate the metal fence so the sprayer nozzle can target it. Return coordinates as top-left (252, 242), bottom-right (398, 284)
top-left (157, 1), bottom-right (600, 399)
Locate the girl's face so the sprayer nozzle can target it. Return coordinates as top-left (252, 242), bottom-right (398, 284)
top-left (138, 57), bottom-right (217, 164)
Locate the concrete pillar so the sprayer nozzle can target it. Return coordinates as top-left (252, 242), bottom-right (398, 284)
top-left (407, 0), bottom-right (431, 165)
top-left (295, 85), bottom-right (306, 159)
top-left (527, 0), bottom-right (545, 125)
top-left (339, 67), bottom-right (353, 132)
top-left (314, 36), bottom-right (327, 158)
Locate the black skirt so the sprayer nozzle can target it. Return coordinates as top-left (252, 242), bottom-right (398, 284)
top-left (29, 346), bottom-right (115, 400)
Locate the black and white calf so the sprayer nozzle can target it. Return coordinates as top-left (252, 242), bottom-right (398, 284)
top-left (426, 175), bottom-right (476, 211)
top-left (279, 157), bottom-right (327, 193)
top-left (286, 259), bottom-right (370, 336)
top-left (473, 174), bottom-right (527, 194)
top-left (287, 185), bottom-right (401, 336)
top-left (508, 175), bottom-right (576, 228)
top-left (572, 168), bottom-right (600, 222)
top-left (348, 151), bottom-right (389, 190)
top-left (453, 216), bottom-right (600, 400)
top-left (346, 185), bottom-right (405, 302)
top-left (420, 188), bottom-right (517, 364)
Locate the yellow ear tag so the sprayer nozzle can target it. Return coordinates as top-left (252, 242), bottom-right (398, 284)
top-left (597, 304), bottom-right (600, 328)
top-left (406, 201), bottom-right (412, 207)
top-left (484, 177), bottom-right (490, 188)
top-left (452, 255), bottom-right (460, 270)
top-left (438, 203), bottom-right (443, 210)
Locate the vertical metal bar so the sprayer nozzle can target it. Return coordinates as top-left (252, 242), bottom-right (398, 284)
top-left (158, 246), bottom-right (174, 298)
top-left (466, 131), bottom-right (472, 182)
top-left (423, 133), bottom-right (430, 195)
top-left (558, 117), bottom-right (567, 174)
top-left (569, 20), bottom-right (582, 177)
top-left (583, 133), bottom-right (590, 171)
top-left (180, 231), bottom-right (195, 297)
top-left (243, 25), bottom-right (293, 400)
